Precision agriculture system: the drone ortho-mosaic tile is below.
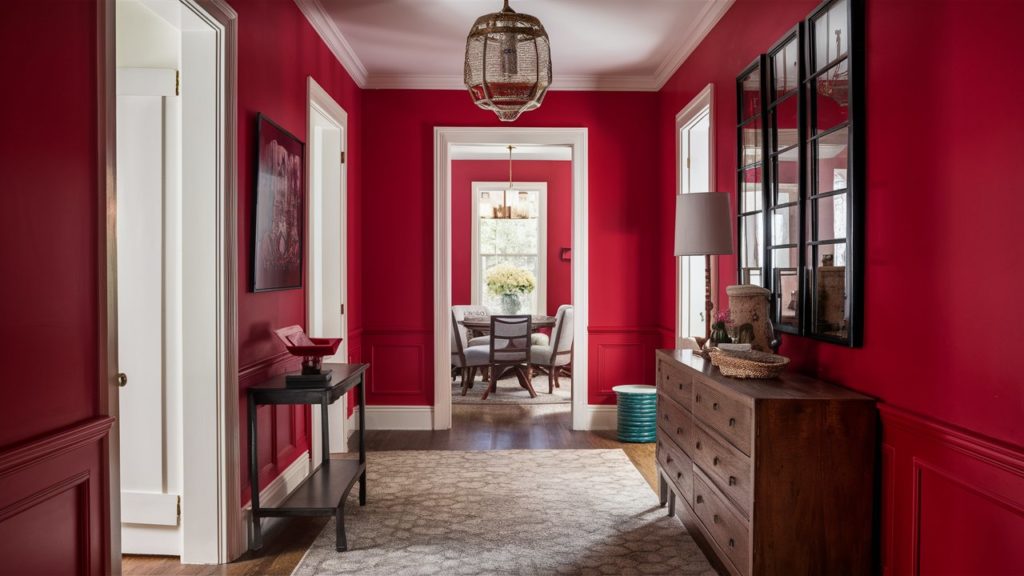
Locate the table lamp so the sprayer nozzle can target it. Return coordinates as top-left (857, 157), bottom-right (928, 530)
top-left (674, 193), bottom-right (734, 340)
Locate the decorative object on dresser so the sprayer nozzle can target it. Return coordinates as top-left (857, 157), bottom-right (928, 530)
top-left (675, 192), bottom-right (734, 341)
top-left (725, 285), bottom-right (773, 352)
top-left (655, 348), bottom-right (876, 575)
top-left (272, 325), bottom-right (342, 387)
top-left (708, 348), bottom-right (789, 379)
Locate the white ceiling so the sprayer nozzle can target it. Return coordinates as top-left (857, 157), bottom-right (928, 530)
top-left (294, 0), bottom-right (735, 91)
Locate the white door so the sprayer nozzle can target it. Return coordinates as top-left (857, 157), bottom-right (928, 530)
top-left (678, 103), bottom-right (713, 339)
top-left (307, 82), bottom-right (348, 458)
top-left (116, 70), bottom-right (182, 554)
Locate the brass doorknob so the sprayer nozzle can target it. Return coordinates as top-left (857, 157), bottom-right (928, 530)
top-left (117, 373), bottom-right (128, 387)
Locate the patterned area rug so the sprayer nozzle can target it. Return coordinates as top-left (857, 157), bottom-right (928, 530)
top-left (451, 375), bottom-right (572, 405)
top-left (292, 450), bottom-right (714, 576)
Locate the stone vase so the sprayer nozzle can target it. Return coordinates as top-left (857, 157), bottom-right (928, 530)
top-left (500, 293), bottom-right (522, 315)
top-left (726, 284), bottom-right (773, 352)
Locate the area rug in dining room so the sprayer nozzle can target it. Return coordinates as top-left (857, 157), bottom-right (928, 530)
top-left (292, 450), bottom-right (714, 576)
top-left (450, 375), bottom-right (572, 405)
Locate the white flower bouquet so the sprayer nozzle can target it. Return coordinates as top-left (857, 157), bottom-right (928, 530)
top-left (485, 263), bottom-right (536, 296)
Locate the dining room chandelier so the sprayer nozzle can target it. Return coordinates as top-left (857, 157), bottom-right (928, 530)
top-left (481, 146), bottom-right (533, 219)
top-left (464, 0), bottom-right (551, 122)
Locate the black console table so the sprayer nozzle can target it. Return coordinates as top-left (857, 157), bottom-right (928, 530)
top-left (247, 362), bottom-right (368, 552)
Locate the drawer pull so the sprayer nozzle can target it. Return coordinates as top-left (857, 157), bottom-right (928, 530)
top-left (713, 456), bottom-right (720, 466)
top-left (666, 455), bottom-right (673, 464)
top-left (728, 538), bottom-right (735, 548)
top-left (695, 441), bottom-right (702, 450)
top-left (729, 417), bottom-right (736, 427)
top-left (678, 383), bottom-right (684, 391)
top-left (713, 514), bottom-right (721, 524)
top-left (712, 402), bottom-right (720, 411)
top-left (695, 495), bottom-right (703, 504)
top-left (676, 426), bottom-right (683, 435)
top-left (695, 394), bottom-right (701, 403)
top-left (676, 471), bottom-right (683, 480)
top-left (729, 476), bottom-right (737, 486)
top-left (663, 413), bottom-right (669, 420)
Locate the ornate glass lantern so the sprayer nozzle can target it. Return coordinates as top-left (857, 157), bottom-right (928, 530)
top-left (464, 0), bottom-right (551, 122)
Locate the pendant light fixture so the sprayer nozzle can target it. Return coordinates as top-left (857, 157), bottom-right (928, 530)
top-left (464, 0), bottom-right (552, 122)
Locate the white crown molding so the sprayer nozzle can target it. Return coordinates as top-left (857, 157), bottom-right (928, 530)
top-left (653, 0), bottom-right (735, 90)
top-left (297, 0), bottom-right (734, 92)
top-left (294, 0), bottom-right (368, 88)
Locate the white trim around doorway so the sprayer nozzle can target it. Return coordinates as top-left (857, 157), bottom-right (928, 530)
top-left (434, 127), bottom-right (590, 431)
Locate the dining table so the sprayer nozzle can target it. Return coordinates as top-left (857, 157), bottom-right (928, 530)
top-left (459, 315), bottom-right (556, 333)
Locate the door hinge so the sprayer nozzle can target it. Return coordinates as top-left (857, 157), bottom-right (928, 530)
top-left (340, 304), bottom-right (345, 315)
top-left (686, 156), bottom-right (690, 169)
top-left (176, 495), bottom-right (181, 519)
top-left (175, 70), bottom-right (180, 96)
top-left (340, 151), bottom-right (346, 164)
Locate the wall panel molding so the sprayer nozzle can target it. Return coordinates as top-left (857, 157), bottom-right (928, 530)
top-left (880, 404), bottom-right (1024, 575)
top-left (0, 417), bottom-right (113, 479)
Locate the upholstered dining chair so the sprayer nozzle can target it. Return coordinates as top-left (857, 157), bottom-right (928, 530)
top-left (482, 315), bottom-right (537, 400)
top-left (451, 305), bottom-right (491, 347)
top-left (451, 310), bottom-right (491, 396)
top-left (530, 305), bottom-right (574, 394)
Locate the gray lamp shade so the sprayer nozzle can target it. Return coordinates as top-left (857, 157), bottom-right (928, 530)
top-left (674, 193), bottom-right (734, 256)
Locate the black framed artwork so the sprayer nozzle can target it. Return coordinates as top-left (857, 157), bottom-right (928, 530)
top-left (251, 113), bottom-right (304, 292)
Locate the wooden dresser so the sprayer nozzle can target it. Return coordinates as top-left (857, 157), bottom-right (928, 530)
top-left (655, 349), bottom-right (876, 576)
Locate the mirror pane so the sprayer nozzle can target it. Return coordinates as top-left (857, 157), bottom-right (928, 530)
top-left (814, 193), bottom-right (847, 241)
top-left (814, 127), bottom-right (848, 194)
top-left (773, 95), bottom-right (799, 151)
top-left (741, 167), bottom-right (763, 212)
top-left (814, 59), bottom-right (849, 132)
top-left (742, 118), bottom-right (763, 167)
top-left (773, 265), bottom-right (800, 329)
top-left (812, 242), bottom-right (848, 339)
top-left (771, 205), bottom-right (799, 246)
top-left (740, 213), bottom-right (764, 271)
top-left (741, 68), bottom-right (761, 120)
top-left (774, 155), bottom-right (800, 204)
top-left (773, 37), bottom-right (800, 100)
top-left (814, 0), bottom-right (848, 71)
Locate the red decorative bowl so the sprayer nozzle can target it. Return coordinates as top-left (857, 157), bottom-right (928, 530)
top-left (273, 325), bottom-right (342, 374)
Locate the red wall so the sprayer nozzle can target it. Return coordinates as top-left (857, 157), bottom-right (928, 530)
top-left (0, 1), bottom-right (112, 574)
top-left (451, 160), bottom-right (572, 316)
top-left (233, 0), bottom-right (363, 502)
top-left (658, 0), bottom-right (1024, 572)
top-left (362, 90), bottom-right (664, 406)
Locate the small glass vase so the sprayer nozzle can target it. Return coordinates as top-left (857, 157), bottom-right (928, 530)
top-left (709, 324), bottom-right (731, 347)
top-left (500, 293), bottom-right (522, 315)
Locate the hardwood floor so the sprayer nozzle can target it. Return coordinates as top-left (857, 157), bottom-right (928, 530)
top-left (123, 404), bottom-right (656, 575)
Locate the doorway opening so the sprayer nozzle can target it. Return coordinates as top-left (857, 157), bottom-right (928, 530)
top-left (434, 128), bottom-right (590, 432)
top-left (112, 0), bottom-right (240, 565)
top-left (676, 85), bottom-right (717, 344)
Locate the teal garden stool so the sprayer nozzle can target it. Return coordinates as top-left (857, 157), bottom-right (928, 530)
top-left (612, 385), bottom-right (658, 443)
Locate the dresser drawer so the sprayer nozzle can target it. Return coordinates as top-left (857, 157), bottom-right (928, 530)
top-left (656, 434), bottom-right (693, 506)
top-left (693, 378), bottom-right (753, 456)
top-left (692, 422), bottom-right (753, 517)
top-left (693, 469), bottom-right (751, 576)
top-left (658, 358), bottom-right (692, 410)
top-left (657, 394), bottom-right (693, 456)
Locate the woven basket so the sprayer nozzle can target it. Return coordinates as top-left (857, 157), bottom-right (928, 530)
top-left (709, 348), bottom-right (790, 379)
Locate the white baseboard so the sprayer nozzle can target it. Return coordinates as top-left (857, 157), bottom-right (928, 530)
top-left (583, 405), bottom-right (618, 430)
top-left (352, 406), bottom-right (434, 430)
top-left (241, 450), bottom-right (311, 545)
top-left (122, 524), bottom-right (181, 556)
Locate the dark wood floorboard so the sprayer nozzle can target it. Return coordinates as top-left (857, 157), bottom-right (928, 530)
top-left (124, 403), bottom-right (655, 575)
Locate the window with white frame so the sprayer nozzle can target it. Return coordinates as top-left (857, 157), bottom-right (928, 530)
top-left (677, 86), bottom-right (714, 340)
top-left (471, 181), bottom-right (547, 315)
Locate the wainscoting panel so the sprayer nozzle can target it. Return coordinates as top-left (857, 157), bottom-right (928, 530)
top-left (363, 330), bottom-right (432, 406)
top-left (880, 404), bottom-right (1024, 575)
top-left (239, 351), bottom-right (309, 504)
top-left (587, 327), bottom-right (665, 405)
top-left (0, 417), bottom-right (113, 576)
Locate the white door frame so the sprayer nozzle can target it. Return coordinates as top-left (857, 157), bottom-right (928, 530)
top-left (434, 127), bottom-right (590, 430)
top-left (100, 0), bottom-right (242, 567)
top-left (306, 76), bottom-right (348, 459)
top-left (676, 84), bottom-right (718, 344)
top-left (469, 181), bottom-right (548, 314)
